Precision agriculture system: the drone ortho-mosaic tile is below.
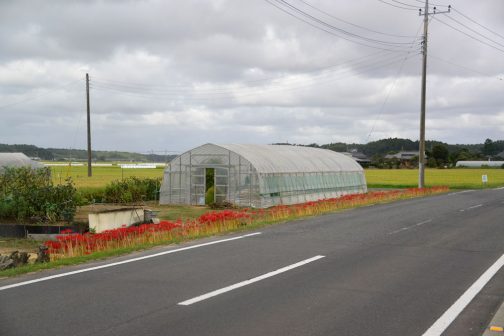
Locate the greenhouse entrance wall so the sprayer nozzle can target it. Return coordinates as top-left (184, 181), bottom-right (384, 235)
top-left (190, 166), bottom-right (229, 205)
top-left (159, 144), bottom-right (367, 208)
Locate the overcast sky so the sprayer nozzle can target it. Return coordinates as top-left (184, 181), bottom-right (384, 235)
top-left (0, 0), bottom-right (503, 153)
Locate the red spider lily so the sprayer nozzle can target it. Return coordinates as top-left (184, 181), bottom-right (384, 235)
top-left (44, 187), bottom-right (448, 260)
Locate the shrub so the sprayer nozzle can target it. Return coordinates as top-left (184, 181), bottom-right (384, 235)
top-left (205, 186), bottom-right (215, 205)
top-left (0, 167), bottom-right (77, 223)
top-left (76, 187), bottom-right (106, 205)
top-left (102, 177), bottom-right (161, 203)
top-left (208, 201), bottom-right (237, 209)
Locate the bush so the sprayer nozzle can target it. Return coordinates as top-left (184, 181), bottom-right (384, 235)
top-left (101, 177), bottom-right (161, 203)
top-left (76, 187), bottom-right (106, 205)
top-left (0, 167), bottom-right (77, 223)
top-left (208, 201), bottom-right (237, 209)
top-left (205, 186), bottom-right (215, 205)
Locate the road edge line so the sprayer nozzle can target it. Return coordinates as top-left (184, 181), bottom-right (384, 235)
top-left (422, 253), bottom-right (504, 336)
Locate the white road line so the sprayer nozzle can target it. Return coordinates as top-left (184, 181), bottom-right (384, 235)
top-left (388, 227), bottom-right (409, 235)
top-left (467, 204), bottom-right (483, 210)
top-left (448, 190), bottom-right (474, 196)
top-left (416, 219), bottom-right (433, 226)
top-left (422, 254), bottom-right (504, 336)
top-left (178, 255), bottom-right (325, 306)
top-left (0, 232), bottom-right (262, 292)
top-left (388, 219), bottom-right (433, 235)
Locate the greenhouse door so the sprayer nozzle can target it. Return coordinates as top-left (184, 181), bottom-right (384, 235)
top-left (191, 167), bottom-right (206, 205)
top-left (214, 167), bottom-right (229, 203)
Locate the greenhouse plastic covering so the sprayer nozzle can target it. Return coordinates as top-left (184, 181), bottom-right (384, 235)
top-left (0, 153), bottom-right (44, 173)
top-left (159, 144), bottom-right (367, 208)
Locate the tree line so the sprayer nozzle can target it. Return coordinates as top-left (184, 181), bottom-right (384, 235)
top-left (0, 143), bottom-right (175, 162)
top-left (2, 138), bottom-right (504, 168)
top-left (304, 138), bottom-right (504, 168)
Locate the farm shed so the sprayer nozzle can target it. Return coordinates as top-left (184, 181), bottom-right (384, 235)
top-left (159, 144), bottom-right (367, 208)
top-left (0, 153), bottom-right (44, 173)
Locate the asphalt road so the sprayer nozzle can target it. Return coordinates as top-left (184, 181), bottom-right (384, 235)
top-left (1, 188), bottom-right (504, 336)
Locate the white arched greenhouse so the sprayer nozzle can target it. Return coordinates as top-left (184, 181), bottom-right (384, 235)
top-left (159, 144), bottom-right (367, 208)
top-left (0, 153), bottom-right (45, 174)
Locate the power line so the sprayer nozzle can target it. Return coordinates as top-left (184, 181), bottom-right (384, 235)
top-left (264, 0), bottom-right (420, 51)
top-left (91, 53), bottom-right (420, 103)
top-left (389, 0), bottom-right (421, 9)
top-left (366, 20), bottom-right (425, 143)
top-left (428, 53), bottom-right (504, 81)
top-left (443, 14), bottom-right (504, 49)
top-left (365, 53), bottom-right (413, 143)
top-left (298, 0), bottom-right (418, 38)
top-left (92, 50), bottom-right (395, 91)
top-left (452, 7), bottom-right (504, 41)
top-left (433, 17), bottom-right (504, 54)
top-left (91, 51), bottom-right (416, 96)
top-left (0, 79), bottom-right (82, 110)
top-left (272, 0), bottom-right (418, 46)
top-left (410, 0), bottom-right (449, 7)
top-left (377, 0), bottom-right (420, 11)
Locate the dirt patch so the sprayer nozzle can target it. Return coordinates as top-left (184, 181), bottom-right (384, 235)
top-left (0, 238), bottom-right (40, 255)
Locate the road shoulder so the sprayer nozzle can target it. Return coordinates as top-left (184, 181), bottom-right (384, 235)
top-left (483, 300), bottom-right (504, 335)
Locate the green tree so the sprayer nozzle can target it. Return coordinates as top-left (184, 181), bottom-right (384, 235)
top-left (427, 157), bottom-right (438, 168)
top-left (431, 144), bottom-right (449, 167)
top-left (483, 138), bottom-right (497, 156)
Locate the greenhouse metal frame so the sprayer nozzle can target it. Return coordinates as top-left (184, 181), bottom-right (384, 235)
top-left (159, 144), bottom-right (367, 208)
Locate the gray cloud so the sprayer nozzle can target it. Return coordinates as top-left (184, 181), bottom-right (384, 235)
top-left (0, 0), bottom-right (503, 153)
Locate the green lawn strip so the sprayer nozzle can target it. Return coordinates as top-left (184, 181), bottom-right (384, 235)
top-left (0, 189), bottom-right (448, 279)
top-left (154, 205), bottom-right (211, 222)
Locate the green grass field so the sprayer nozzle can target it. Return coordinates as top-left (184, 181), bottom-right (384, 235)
top-left (50, 165), bottom-right (504, 190)
top-left (50, 165), bottom-right (163, 189)
top-left (365, 168), bottom-right (504, 189)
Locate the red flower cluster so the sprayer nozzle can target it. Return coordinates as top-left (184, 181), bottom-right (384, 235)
top-left (198, 210), bottom-right (251, 225)
top-left (44, 187), bottom-right (448, 260)
top-left (45, 220), bottom-right (181, 257)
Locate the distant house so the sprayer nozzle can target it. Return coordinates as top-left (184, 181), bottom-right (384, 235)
top-left (0, 153), bottom-right (45, 174)
top-left (496, 151), bottom-right (504, 159)
top-left (342, 151), bottom-right (371, 167)
top-left (383, 151), bottom-right (420, 168)
top-left (384, 151), bottom-right (419, 160)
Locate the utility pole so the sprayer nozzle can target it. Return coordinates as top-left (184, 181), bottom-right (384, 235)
top-left (418, 1), bottom-right (450, 188)
top-left (86, 73), bottom-right (92, 177)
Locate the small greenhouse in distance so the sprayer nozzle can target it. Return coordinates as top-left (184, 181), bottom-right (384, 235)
top-left (0, 153), bottom-right (44, 174)
top-left (159, 144), bottom-right (367, 208)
